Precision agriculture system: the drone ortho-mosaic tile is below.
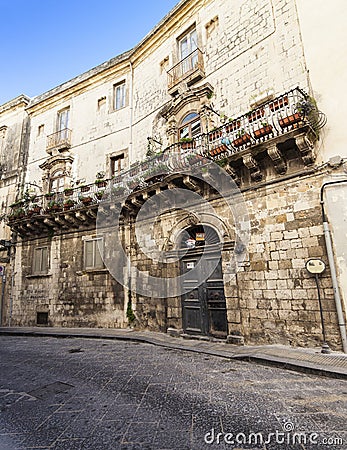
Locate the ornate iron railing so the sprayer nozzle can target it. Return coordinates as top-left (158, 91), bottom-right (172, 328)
top-left (203, 87), bottom-right (319, 159)
top-left (167, 48), bottom-right (204, 90)
top-left (46, 128), bottom-right (72, 151)
top-left (9, 87), bottom-right (323, 223)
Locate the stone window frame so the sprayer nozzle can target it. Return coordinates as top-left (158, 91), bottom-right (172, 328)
top-left (113, 80), bottom-right (127, 111)
top-left (106, 150), bottom-right (128, 179)
top-left (32, 246), bottom-right (50, 275)
top-left (83, 235), bottom-right (104, 270)
top-left (49, 168), bottom-right (65, 193)
top-left (178, 111), bottom-right (201, 140)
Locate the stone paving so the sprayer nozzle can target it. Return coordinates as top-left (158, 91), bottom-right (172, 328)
top-left (0, 336), bottom-right (346, 450)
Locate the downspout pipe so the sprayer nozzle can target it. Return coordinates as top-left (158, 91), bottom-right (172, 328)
top-left (129, 60), bottom-right (134, 165)
top-left (320, 180), bottom-right (347, 353)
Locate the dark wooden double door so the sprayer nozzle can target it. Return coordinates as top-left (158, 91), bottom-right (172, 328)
top-left (181, 250), bottom-right (227, 338)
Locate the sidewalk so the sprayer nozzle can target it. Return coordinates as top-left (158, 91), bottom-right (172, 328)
top-left (1, 326), bottom-right (346, 379)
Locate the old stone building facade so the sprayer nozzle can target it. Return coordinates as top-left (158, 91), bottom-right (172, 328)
top-left (1, 0), bottom-right (346, 351)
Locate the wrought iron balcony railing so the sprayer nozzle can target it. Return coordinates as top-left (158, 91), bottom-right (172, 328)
top-left (167, 48), bottom-right (205, 92)
top-left (46, 128), bottom-right (72, 152)
top-left (8, 87), bottom-right (324, 227)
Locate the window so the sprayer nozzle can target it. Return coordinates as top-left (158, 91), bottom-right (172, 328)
top-left (84, 237), bottom-right (104, 270)
top-left (98, 96), bottom-right (106, 110)
top-left (38, 124), bottom-right (45, 136)
top-left (114, 82), bottom-right (126, 110)
top-left (0, 126), bottom-right (7, 155)
top-left (33, 247), bottom-right (49, 274)
top-left (110, 154), bottom-right (125, 177)
top-left (179, 28), bottom-right (198, 73)
top-left (179, 112), bottom-right (201, 140)
top-left (57, 108), bottom-right (70, 141)
top-left (50, 169), bottom-right (65, 193)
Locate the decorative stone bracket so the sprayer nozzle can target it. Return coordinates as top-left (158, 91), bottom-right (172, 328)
top-left (242, 153), bottom-right (262, 182)
top-left (267, 144), bottom-right (287, 174)
top-left (296, 130), bottom-right (316, 166)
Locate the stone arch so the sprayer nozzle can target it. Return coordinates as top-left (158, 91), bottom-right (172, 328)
top-left (162, 211), bottom-right (235, 252)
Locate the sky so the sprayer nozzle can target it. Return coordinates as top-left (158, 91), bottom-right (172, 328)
top-left (0, 0), bottom-right (179, 105)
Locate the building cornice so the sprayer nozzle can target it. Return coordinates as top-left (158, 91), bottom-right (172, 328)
top-left (25, 0), bottom-right (209, 113)
top-left (0, 94), bottom-right (31, 115)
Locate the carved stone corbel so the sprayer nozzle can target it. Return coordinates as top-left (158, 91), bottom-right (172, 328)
top-left (267, 144), bottom-right (287, 174)
top-left (296, 131), bottom-right (316, 165)
top-left (225, 164), bottom-right (241, 186)
top-left (183, 175), bottom-right (202, 194)
top-left (242, 153), bottom-right (262, 182)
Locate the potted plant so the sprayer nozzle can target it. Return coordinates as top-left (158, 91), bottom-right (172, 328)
top-left (278, 112), bottom-right (302, 128)
top-left (80, 184), bottom-right (91, 193)
top-left (45, 192), bottom-right (55, 200)
top-left (46, 200), bottom-right (61, 212)
top-left (95, 190), bottom-right (105, 200)
top-left (253, 121), bottom-right (273, 139)
top-left (64, 187), bottom-right (73, 197)
top-left (179, 137), bottom-right (195, 149)
top-left (209, 141), bottom-right (228, 157)
top-left (63, 199), bottom-right (75, 210)
top-left (95, 171), bottom-right (107, 188)
top-left (232, 129), bottom-right (252, 147)
top-left (29, 203), bottom-right (41, 215)
top-left (79, 195), bottom-right (93, 205)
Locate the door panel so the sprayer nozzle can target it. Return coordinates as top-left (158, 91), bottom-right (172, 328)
top-left (181, 251), bottom-right (227, 338)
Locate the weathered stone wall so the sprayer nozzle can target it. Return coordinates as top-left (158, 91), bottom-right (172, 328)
top-left (127, 168), bottom-right (340, 348)
top-left (9, 231), bottom-right (126, 328)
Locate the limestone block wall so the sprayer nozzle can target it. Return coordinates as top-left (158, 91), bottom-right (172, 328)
top-left (9, 231), bottom-right (126, 328)
top-left (236, 172), bottom-right (340, 348)
top-left (126, 169), bottom-right (340, 348)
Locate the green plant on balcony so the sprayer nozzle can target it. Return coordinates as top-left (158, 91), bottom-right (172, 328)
top-left (63, 199), bottom-right (75, 210)
top-left (46, 200), bottom-right (61, 212)
top-left (9, 207), bottom-right (25, 220)
top-left (179, 137), bottom-right (195, 149)
top-left (95, 190), bottom-right (105, 200)
top-left (253, 121), bottom-right (273, 139)
top-left (28, 203), bottom-right (41, 215)
top-left (232, 129), bottom-right (251, 147)
top-left (79, 194), bottom-right (93, 205)
top-left (80, 185), bottom-right (91, 193)
top-left (64, 187), bottom-right (73, 196)
top-left (95, 171), bottom-right (107, 188)
top-left (45, 192), bottom-right (55, 199)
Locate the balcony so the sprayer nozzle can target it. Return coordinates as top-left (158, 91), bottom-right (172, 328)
top-left (8, 87), bottom-right (324, 236)
top-left (167, 49), bottom-right (205, 95)
top-left (46, 128), bottom-right (71, 153)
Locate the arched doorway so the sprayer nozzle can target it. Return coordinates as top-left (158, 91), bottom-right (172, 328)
top-left (179, 225), bottom-right (228, 338)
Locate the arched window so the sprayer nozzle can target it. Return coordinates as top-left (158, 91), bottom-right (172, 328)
top-left (49, 169), bottom-right (65, 193)
top-left (178, 112), bottom-right (201, 140)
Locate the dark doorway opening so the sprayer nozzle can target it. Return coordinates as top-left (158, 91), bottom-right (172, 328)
top-left (37, 311), bottom-right (48, 326)
top-left (179, 225), bottom-right (228, 338)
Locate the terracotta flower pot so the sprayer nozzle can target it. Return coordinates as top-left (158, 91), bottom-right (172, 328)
top-left (232, 133), bottom-right (251, 147)
top-left (279, 112), bottom-right (301, 128)
top-left (254, 125), bottom-right (273, 139)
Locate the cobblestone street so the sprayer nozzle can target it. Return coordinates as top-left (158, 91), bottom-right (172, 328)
top-left (0, 336), bottom-right (346, 449)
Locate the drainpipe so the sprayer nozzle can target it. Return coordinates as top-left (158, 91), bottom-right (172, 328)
top-left (129, 60), bottom-right (134, 165)
top-left (320, 180), bottom-right (347, 353)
